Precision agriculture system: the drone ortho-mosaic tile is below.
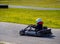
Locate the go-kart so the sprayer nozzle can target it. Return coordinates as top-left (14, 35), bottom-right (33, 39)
top-left (19, 25), bottom-right (52, 37)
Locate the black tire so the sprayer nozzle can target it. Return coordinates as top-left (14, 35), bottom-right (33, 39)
top-left (48, 29), bottom-right (52, 34)
top-left (19, 31), bottom-right (25, 35)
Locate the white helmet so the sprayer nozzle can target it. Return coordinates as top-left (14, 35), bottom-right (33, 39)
top-left (36, 18), bottom-right (42, 23)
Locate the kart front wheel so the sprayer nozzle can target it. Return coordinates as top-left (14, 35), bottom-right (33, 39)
top-left (19, 31), bottom-right (25, 35)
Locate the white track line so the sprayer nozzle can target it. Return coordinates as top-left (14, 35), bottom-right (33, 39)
top-left (9, 5), bottom-right (60, 10)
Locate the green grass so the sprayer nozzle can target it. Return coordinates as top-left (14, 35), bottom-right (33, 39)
top-left (0, 8), bottom-right (60, 28)
top-left (0, 0), bottom-right (60, 8)
top-left (0, 43), bottom-right (4, 44)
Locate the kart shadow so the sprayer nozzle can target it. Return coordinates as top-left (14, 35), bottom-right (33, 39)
top-left (39, 35), bottom-right (56, 39)
top-left (20, 35), bottom-right (56, 39)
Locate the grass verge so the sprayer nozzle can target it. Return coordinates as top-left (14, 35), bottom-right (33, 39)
top-left (0, 8), bottom-right (60, 28)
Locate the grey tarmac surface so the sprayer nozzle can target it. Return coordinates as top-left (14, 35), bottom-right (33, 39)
top-left (0, 22), bottom-right (60, 44)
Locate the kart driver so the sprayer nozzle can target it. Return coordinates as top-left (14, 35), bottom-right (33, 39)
top-left (31, 18), bottom-right (43, 32)
top-left (36, 18), bottom-right (43, 31)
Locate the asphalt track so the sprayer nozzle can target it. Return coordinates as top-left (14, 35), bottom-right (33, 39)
top-left (0, 22), bottom-right (60, 44)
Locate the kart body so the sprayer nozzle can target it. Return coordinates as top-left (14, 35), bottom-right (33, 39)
top-left (19, 25), bottom-right (52, 37)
